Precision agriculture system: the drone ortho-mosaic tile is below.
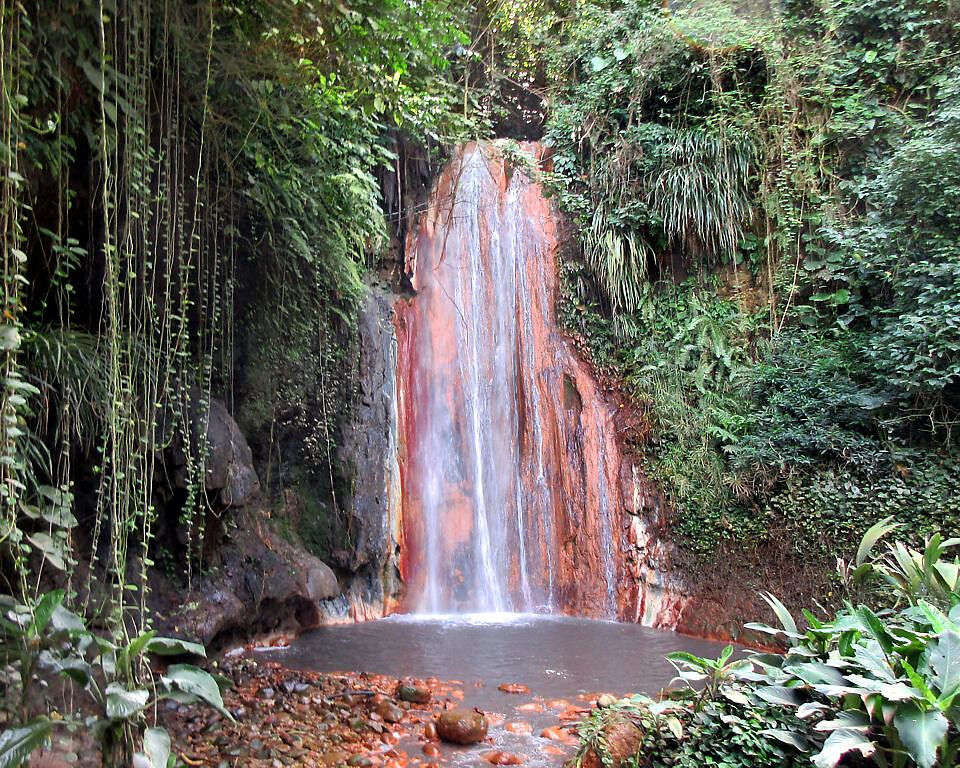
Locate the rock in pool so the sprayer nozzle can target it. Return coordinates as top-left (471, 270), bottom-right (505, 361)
top-left (436, 709), bottom-right (489, 745)
top-left (397, 682), bottom-right (432, 705)
top-left (483, 752), bottom-right (523, 765)
top-left (376, 700), bottom-right (405, 724)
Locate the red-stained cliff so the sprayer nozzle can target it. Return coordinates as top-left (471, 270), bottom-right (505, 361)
top-left (392, 142), bottom-right (687, 623)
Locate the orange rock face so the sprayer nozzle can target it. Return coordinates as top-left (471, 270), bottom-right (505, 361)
top-left (395, 142), bottom-right (686, 622)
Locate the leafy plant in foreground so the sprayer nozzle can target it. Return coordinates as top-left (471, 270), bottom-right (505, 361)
top-left (0, 590), bottom-right (229, 767)
top-left (744, 525), bottom-right (960, 768)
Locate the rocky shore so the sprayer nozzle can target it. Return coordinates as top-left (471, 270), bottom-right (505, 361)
top-left (160, 650), bottom-right (589, 768)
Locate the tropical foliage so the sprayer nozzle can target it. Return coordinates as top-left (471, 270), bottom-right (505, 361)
top-left (0, 0), bottom-right (472, 760)
top-left (541, 0), bottom-right (960, 565)
top-left (574, 524), bottom-right (960, 768)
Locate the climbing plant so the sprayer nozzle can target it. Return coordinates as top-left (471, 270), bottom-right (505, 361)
top-left (1, 0), bottom-right (471, 759)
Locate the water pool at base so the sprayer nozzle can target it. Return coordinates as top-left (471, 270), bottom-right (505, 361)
top-left (259, 615), bottom-right (731, 768)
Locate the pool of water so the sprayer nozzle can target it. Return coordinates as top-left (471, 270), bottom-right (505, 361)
top-left (259, 614), bottom-right (730, 768)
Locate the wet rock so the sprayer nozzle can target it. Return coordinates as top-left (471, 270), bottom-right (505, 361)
top-left (348, 756), bottom-right (373, 767)
top-left (422, 744), bottom-right (441, 758)
top-left (423, 722), bottom-right (438, 741)
top-left (334, 286), bottom-right (404, 611)
top-left (540, 727), bottom-right (577, 746)
top-left (397, 683), bottom-right (432, 705)
top-left (375, 701), bottom-right (404, 724)
top-left (497, 683), bottom-right (529, 695)
top-left (163, 394), bottom-right (258, 510)
top-left (596, 694), bottom-right (618, 708)
top-left (504, 722), bottom-right (532, 735)
top-left (483, 752), bottom-right (523, 765)
top-left (436, 709), bottom-right (489, 745)
top-left (579, 718), bottom-right (643, 768)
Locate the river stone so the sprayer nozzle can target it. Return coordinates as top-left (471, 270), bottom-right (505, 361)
top-left (483, 752), bottom-right (523, 765)
top-left (436, 709), bottom-right (489, 745)
top-left (579, 717), bottom-right (643, 768)
top-left (397, 683), bottom-right (432, 705)
top-left (375, 700), bottom-right (404, 724)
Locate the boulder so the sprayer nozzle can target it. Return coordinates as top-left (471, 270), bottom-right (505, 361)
top-left (151, 506), bottom-right (340, 646)
top-left (202, 399), bottom-right (260, 507)
top-left (578, 717), bottom-right (643, 768)
top-left (397, 682), bottom-right (432, 705)
top-left (436, 709), bottom-right (489, 745)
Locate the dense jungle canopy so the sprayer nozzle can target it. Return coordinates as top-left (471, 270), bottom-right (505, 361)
top-left (1, 0), bottom-right (960, 764)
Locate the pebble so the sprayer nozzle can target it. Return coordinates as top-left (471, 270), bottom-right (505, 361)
top-left (397, 683), bottom-right (432, 706)
top-left (483, 751), bottom-right (523, 765)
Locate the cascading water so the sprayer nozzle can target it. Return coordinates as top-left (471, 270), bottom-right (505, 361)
top-left (395, 142), bottom-right (628, 617)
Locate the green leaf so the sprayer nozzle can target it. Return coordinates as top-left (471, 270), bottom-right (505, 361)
top-left (161, 665), bottom-right (233, 720)
top-left (857, 606), bottom-right (894, 654)
top-left (856, 517), bottom-right (898, 567)
top-left (0, 718), bottom-right (52, 768)
top-left (138, 727), bottom-right (171, 768)
top-left (125, 631), bottom-right (157, 664)
top-left (104, 684), bottom-right (149, 720)
top-left (146, 637), bottom-right (206, 657)
top-left (811, 728), bottom-right (876, 768)
top-left (79, 59), bottom-right (105, 93)
top-left (760, 592), bottom-right (799, 636)
top-left (25, 534), bottom-right (67, 572)
top-left (761, 728), bottom-right (809, 751)
top-left (755, 685), bottom-right (803, 707)
top-left (814, 710), bottom-right (870, 732)
top-left (893, 703), bottom-right (948, 768)
top-left (927, 631), bottom-right (960, 700)
top-left (589, 56), bottom-right (609, 72)
top-left (29, 591), bottom-right (64, 637)
top-left (38, 652), bottom-right (92, 686)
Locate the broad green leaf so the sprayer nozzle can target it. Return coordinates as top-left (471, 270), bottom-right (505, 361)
top-left (811, 728), bottom-right (876, 768)
top-left (589, 56), bottom-right (609, 72)
top-left (720, 687), bottom-right (750, 705)
top-left (664, 716), bottom-right (683, 740)
top-left (786, 662), bottom-right (848, 686)
top-left (755, 685), bottom-right (803, 707)
top-left (857, 606), bottom-right (893, 654)
top-left (893, 703), bottom-right (948, 768)
top-left (49, 605), bottom-right (86, 635)
top-left (138, 727), bottom-right (170, 768)
top-left (105, 683), bottom-right (149, 720)
top-left (0, 718), bottom-right (52, 768)
top-left (146, 637), bottom-right (206, 657)
top-left (856, 517), bottom-right (898, 567)
top-left (760, 592), bottom-right (799, 636)
top-left (761, 728), bottom-right (809, 751)
top-left (29, 590), bottom-right (64, 636)
top-left (38, 651), bottom-right (92, 686)
top-left (161, 665), bottom-right (233, 720)
top-left (797, 702), bottom-right (830, 719)
top-left (927, 631), bottom-right (960, 699)
top-left (26, 534), bottom-right (67, 572)
top-left (124, 631), bottom-right (157, 666)
top-left (814, 710), bottom-right (870, 732)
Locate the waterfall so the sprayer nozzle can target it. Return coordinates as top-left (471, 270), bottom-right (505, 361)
top-left (395, 142), bottom-right (625, 617)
